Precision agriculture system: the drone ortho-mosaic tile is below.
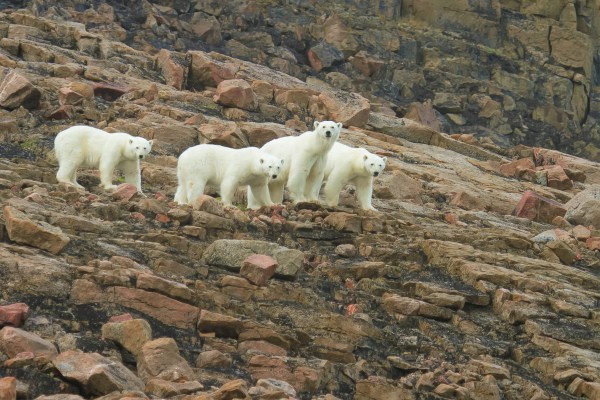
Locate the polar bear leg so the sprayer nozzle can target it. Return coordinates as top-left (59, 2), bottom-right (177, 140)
top-left (174, 186), bottom-right (186, 204)
top-left (56, 159), bottom-right (84, 189)
top-left (186, 179), bottom-right (206, 205)
top-left (249, 183), bottom-right (273, 209)
top-left (286, 168), bottom-right (308, 202)
top-left (268, 180), bottom-right (286, 204)
top-left (305, 159), bottom-right (325, 202)
top-left (354, 176), bottom-right (376, 210)
top-left (323, 171), bottom-right (346, 207)
top-left (99, 156), bottom-right (119, 191)
top-left (219, 178), bottom-right (238, 206)
top-left (120, 160), bottom-right (142, 192)
top-left (246, 186), bottom-right (261, 209)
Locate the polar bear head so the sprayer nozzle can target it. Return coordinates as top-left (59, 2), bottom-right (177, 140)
top-left (258, 153), bottom-right (284, 180)
top-left (313, 120), bottom-right (342, 142)
top-left (127, 136), bottom-right (154, 160)
top-left (363, 152), bottom-right (387, 177)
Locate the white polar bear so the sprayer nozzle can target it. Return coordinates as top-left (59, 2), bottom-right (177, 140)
top-left (247, 120), bottom-right (341, 208)
top-left (54, 125), bottom-right (153, 193)
top-left (174, 144), bottom-right (284, 208)
top-left (320, 142), bottom-right (387, 210)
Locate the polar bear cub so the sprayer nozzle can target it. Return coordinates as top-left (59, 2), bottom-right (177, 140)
top-left (54, 125), bottom-right (153, 192)
top-left (321, 142), bottom-right (387, 210)
top-left (174, 144), bottom-right (284, 208)
top-left (247, 120), bottom-right (342, 208)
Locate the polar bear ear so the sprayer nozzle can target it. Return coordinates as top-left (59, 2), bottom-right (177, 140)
top-left (382, 157), bottom-right (387, 163)
top-left (363, 154), bottom-right (368, 161)
top-left (314, 121), bottom-right (320, 129)
top-left (129, 139), bottom-right (133, 144)
top-left (259, 158), bottom-right (264, 164)
top-left (280, 159), bottom-right (284, 165)
top-left (148, 140), bottom-right (154, 146)
top-left (337, 122), bottom-right (343, 130)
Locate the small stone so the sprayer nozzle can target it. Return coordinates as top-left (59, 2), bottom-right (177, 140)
top-left (112, 183), bottom-right (139, 201)
top-left (0, 303), bottom-right (29, 328)
top-left (513, 190), bottom-right (566, 224)
top-left (240, 254), bottom-right (278, 287)
top-left (195, 349), bottom-right (232, 368)
top-left (0, 377), bottom-right (16, 400)
top-left (335, 244), bottom-right (357, 257)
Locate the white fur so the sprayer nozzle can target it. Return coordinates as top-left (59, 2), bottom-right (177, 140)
top-left (247, 120), bottom-right (341, 208)
top-left (174, 144), bottom-right (283, 208)
top-left (54, 125), bottom-right (153, 192)
top-left (321, 142), bottom-right (387, 210)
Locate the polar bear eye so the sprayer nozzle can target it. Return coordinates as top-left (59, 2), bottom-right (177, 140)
top-left (370, 163), bottom-right (374, 166)
top-left (136, 147), bottom-right (139, 149)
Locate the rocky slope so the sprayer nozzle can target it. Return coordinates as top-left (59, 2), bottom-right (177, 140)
top-left (0, 1), bottom-right (600, 400)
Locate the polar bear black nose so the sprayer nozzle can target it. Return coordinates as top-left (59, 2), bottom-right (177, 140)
top-left (373, 171), bottom-right (379, 176)
top-left (325, 131), bottom-right (331, 137)
top-left (272, 174), bottom-right (278, 179)
top-left (139, 155), bottom-right (143, 159)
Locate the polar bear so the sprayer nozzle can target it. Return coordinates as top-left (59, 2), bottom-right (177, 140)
top-left (247, 120), bottom-right (341, 208)
top-left (54, 125), bottom-right (153, 193)
top-left (320, 142), bottom-right (387, 210)
top-left (174, 144), bottom-right (284, 208)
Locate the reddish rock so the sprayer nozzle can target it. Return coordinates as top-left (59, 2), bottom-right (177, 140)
top-left (145, 379), bottom-right (204, 397)
top-left (348, 51), bottom-right (384, 77)
top-left (3, 206), bottom-right (70, 255)
top-left (108, 313), bottom-right (133, 323)
top-left (0, 70), bottom-right (41, 110)
top-left (324, 212), bottom-right (362, 233)
top-left (213, 79), bottom-right (258, 111)
top-left (572, 225), bottom-right (591, 241)
top-left (238, 340), bottom-right (287, 356)
top-left (101, 318), bottom-right (152, 357)
top-left (197, 121), bottom-right (248, 148)
top-left (382, 293), bottom-right (452, 320)
top-left (53, 350), bottom-right (144, 395)
top-left (195, 349), bottom-right (232, 368)
top-left (545, 165), bottom-right (573, 190)
top-left (156, 49), bottom-right (185, 90)
top-left (44, 105), bottom-right (75, 120)
top-left (155, 213), bottom-right (170, 223)
top-left (113, 287), bottom-right (199, 330)
top-left (197, 309), bottom-right (242, 338)
top-left (136, 338), bottom-right (195, 383)
top-left (92, 82), bottom-right (129, 101)
top-left (193, 194), bottom-right (226, 215)
top-left (0, 377), bottom-right (16, 400)
top-left (210, 379), bottom-right (249, 400)
top-left (0, 303), bottom-right (29, 327)
top-left (586, 237), bottom-right (600, 251)
top-left (58, 87), bottom-right (85, 106)
top-left (112, 183), bottom-right (139, 201)
top-left (240, 254), bottom-right (278, 286)
top-left (130, 212), bottom-right (146, 221)
top-left (188, 51), bottom-right (235, 88)
top-left (513, 190), bottom-right (567, 224)
top-left (136, 273), bottom-right (194, 301)
top-left (404, 101), bottom-right (441, 132)
top-left (0, 327), bottom-right (57, 359)
top-left (318, 90), bottom-right (370, 128)
top-left (307, 41), bottom-right (344, 72)
top-left (499, 158), bottom-right (535, 178)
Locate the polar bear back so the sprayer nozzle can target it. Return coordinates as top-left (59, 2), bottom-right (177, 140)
top-left (178, 144), bottom-right (266, 186)
top-left (55, 126), bottom-right (130, 167)
top-left (324, 142), bottom-right (370, 179)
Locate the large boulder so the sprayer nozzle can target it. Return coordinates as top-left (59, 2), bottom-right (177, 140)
top-left (565, 185), bottom-right (600, 228)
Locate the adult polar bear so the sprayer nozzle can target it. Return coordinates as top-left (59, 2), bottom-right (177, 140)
top-left (54, 125), bottom-right (153, 192)
top-left (320, 142), bottom-right (387, 210)
top-left (175, 144), bottom-right (284, 208)
top-left (247, 120), bottom-right (342, 208)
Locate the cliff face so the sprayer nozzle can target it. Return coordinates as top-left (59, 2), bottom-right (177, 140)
top-left (1, 1), bottom-right (600, 400)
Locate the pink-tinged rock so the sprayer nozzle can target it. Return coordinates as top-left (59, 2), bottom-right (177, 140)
top-left (101, 318), bottom-right (152, 357)
top-left (155, 213), bottom-right (170, 223)
top-left (3, 206), bottom-right (70, 255)
top-left (240, 254), bottom-right (278, 286)
top-left (545, 165), bottom-right (573, 190)
top-left (112, 183), bottom-right (139, 201)
top-left (213, 79), bottom-right (258, 111)
top-left (108, 313), bottom-right (133, 323)
top-left (0, 377), bottom-right (16, 400)
top-left (318, 91), bottom-right (370, 128)
top-left (188, 51), bottom-right (235, 88)
top-left (92, 82), bottom-right (129, 101)
top-left (136, 273), bottom-right (194, 302)
top-left (586, 237), bottom-right (600, 251)
top-left (0, 70), bottom-right (41, 110)
top-left (136, 338), bottom-right (195, 383)
top-left (499, 158), bottom-right (535, 178)
top-left (193, 194), bottom-right (226, 216)
top-left (0, 303), bottom-right (29, 327)
top-left (572, 225), bottom-right (591, 241)
top-left (145, 379), bottom-right (204, 397)
top-left (130, 212), bottom-right (146, 221)
top-left (404, 101), bottom-right (441, 131)
top-left (197, 121), bottom-right (248, 148)
top-left (53, 350), bottom-right (144, 395)
top-left (348, 51), bottom-right (384, 77)
top-left (156, 49), bottom-right (185, 90)
top-left (0, 327), bottom-right (57, 358)
top-left (113, 287), bottom-right (199, 330)
top-left (513, 190), bottom-right (567, 224)
top-left (58, 87), bottom-right (85, 106)
top-left (307, 41), bottom-right (344, 72)
top-left (44, 105), bottom-right (75, 120)
top-left (197, 309), bottom-right (242, 338)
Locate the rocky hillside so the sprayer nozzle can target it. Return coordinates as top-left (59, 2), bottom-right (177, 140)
top-left (0, 1), bottom-right (600, 400)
